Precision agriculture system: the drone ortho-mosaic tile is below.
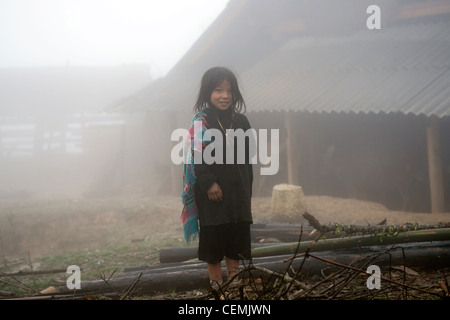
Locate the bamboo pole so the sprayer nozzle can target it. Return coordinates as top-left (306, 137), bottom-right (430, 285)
top-left (250, 228), bottom-right (450, 258)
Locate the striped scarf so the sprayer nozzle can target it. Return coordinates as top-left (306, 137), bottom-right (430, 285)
top-left (181, 111), bottom-right (209, 243)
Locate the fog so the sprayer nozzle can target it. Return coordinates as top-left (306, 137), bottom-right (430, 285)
top-left (0, 0), bottom-right (449, 205)
top-left (0, 0), bottom-right (229, 77)
top-left (0, 1), bottom-right (231, 259)
top-left (0, 0), bottom-right (229, 199)
top-left (0, 0), bottom-right (449, 261)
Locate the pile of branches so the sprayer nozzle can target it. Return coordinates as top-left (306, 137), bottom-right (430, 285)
top-left (199, 247), bottom-right (449, 300)
top-left (189, 213), bottom-right (450, 301)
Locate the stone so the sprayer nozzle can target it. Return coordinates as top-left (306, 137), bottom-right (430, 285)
top-left (270, 184), bottom-right (307, 223)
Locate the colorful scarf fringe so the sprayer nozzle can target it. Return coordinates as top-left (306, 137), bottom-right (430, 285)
top-left (181, 111), bottom-right (209, 243)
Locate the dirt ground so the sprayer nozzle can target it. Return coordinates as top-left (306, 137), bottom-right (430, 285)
top-left (1, 194), bottom-right (449, 260)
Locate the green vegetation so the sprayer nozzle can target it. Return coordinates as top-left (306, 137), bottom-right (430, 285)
top-left (0, 237), bottom-right (192, 297)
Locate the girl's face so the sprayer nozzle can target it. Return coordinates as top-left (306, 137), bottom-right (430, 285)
top-left (210, 79), bottom-right (232, 111)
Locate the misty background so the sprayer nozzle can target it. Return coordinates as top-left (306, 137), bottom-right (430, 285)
top-left (0, 0), bottom-right (449, 214)
top-left (0, 0), bottom-right (229, 199)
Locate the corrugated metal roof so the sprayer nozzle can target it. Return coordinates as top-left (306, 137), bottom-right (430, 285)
top-left (242, 21), bottom-right (450, 117)
top-left (112, 21), bottom-right (450, 118)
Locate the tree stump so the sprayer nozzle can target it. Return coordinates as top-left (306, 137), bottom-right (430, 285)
top-left (270, 184), bottom-right (307, 223)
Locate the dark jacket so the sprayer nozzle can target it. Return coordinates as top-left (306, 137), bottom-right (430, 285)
top-left (194, 107), bottom-right (253, 227)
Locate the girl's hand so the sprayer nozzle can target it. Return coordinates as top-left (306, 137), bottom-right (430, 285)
top-left (207, 182), bottom-right (223, 202)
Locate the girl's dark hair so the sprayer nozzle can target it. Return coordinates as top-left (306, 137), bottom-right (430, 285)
top-left (194, 67), bottom-right (246, 114)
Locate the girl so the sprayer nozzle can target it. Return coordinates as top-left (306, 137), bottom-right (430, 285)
top-left (181, 67), bottom-right (253, 289)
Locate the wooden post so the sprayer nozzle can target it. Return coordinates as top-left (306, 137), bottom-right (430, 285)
top-left (426, 115), bottom-right (445, 213)
top-left (285, 111), bottom-right (299, 185)
top-left (298, 113), bottom-right (316, 194)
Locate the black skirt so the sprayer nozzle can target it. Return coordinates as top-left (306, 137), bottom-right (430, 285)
top-left (198, 222), bottom-right (251, 264)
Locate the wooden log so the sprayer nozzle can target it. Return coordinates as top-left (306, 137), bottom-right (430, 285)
top-left (249, 242), bottom-right (450, 278)
top-left (251, 228), bottom-right (450, 258)
top-left (302, 212), bottom-right (450, 239)
top-left (251, 224), bottom-right (314, 242)
top-left (253, 222), bottom-right (450, 244)
top-left (57, 263), bottom-right (211, 295)
top-left (159, 246), bottom-right (197, 264)
top-left (55, 241), bottom-right (450, 295)
top-left (159, 242), bottom-right (282, 264)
